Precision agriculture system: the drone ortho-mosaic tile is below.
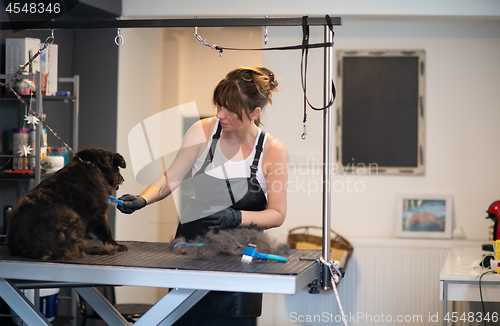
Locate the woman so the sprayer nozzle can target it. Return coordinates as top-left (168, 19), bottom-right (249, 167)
top-left (118, 67), bottom-right (288, 325)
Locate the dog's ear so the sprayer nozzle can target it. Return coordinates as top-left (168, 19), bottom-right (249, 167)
top-left (75, 148), bottom-right (93, 162)
top-left (113, 153), bottom-right (126, 168)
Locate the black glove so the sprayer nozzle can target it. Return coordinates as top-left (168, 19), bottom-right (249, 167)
top-left (202, 207), bottom-right (242, 229)
top-left (117, 194), bottom-right (147, 214)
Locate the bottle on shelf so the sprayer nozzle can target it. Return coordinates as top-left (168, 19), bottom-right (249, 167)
top-left (40, 128), bottom-right (47, 168)
top-left (28, 128), bottom-right (36, 170)
top-left (12, 128), bottom-right (29, 170)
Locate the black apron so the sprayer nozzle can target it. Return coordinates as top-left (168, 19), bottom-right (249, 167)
top-left (175, 121), bottom-right (267, 318)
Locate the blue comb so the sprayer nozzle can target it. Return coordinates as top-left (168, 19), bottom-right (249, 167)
top-left (108, 195), bottom-right (124, 207)
top-left (173, 242), bottom-right (205, 249)
top-left (241, 245), bottom-right (287, 264)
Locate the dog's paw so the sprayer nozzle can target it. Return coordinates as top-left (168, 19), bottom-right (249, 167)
top-left (117, 244), bottom-right (128, 252)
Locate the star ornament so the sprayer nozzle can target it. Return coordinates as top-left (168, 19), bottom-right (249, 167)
top-left (25, 80), bottom-right (36, 91)
top-left (17, 144), bottom-right (33, 157)
top-left (24, 115), bottom-right (39, 126)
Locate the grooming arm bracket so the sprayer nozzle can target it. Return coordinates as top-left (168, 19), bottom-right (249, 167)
top-left (302, 257), bottom-right (345, 294)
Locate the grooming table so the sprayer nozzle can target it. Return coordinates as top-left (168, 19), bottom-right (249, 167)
top-left (0, 241), bottom-right (320, 325)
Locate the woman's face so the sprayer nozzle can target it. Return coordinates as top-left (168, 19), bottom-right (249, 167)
top-left (216, 105), bottom-right (252, 131)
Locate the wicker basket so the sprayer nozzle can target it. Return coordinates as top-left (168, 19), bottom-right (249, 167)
top-left (288, 226), bottom-right (353, 270)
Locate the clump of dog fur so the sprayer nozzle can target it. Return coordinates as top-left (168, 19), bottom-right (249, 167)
top-left (7, 148), bottom-right (127, 261)
top-left (170, 227), bottom-right (291, 259)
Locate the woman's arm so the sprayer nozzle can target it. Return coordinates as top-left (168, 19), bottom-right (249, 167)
top-left (138, 172), bottom-right (171, 205)
top-left (240, 139), bottom-right (288, 229)
top-left (134, 118), bottom-right (212, 205)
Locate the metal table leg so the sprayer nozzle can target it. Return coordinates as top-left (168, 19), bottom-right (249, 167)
top-left (76, 287), bottom-right (208, 326)
top-left (133, 288), bottom-right (208, 326)
top-left (75, 287), bottom-right (129, 326)
top-left (80, 287), bottom-right (209, 326)
top-left (0, 279), bottom-right (52, 326)
top-left (443, 280), bottom-right (448, 326)
top-left (71, 289), bottom-right (77, 326)
top-left (155, 289), bottom-right (209, 326)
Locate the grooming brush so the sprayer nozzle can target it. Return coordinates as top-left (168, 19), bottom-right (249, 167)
top-left (173, 242), bottom-right (205, 249)
top-left (108, 195), bottom-right (124, 207)
top-left (241, 244), bottom-right (287, 264)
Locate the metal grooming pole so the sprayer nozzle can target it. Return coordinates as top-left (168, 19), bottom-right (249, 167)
top-left (34, 71), bottom-right (42, 186)
top-left (322, 24), bottom-right (334, 289)
top-left (1, 15), bottom-right (342, 290)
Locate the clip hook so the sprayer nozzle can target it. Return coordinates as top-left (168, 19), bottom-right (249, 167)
top-left (115, 17), bottom-right (123, 46)
top-left (194, 26), bottom-right (202, 43)
top-left (42, 29), bottom-right (55, 50)
top-left (301, 122), bottom-right (307, 140)
top-left (194, 24), bottom-right (221, 56)
top-left (264, 15), bottom-right (268, 45)
top-left (115, 29), bottom-right (123, 46)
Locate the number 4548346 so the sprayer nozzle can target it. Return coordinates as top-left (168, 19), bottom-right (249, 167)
top-left (5, 2), bottom-right (61, 14)
top-left (444, 312), bottom-right (498, 323)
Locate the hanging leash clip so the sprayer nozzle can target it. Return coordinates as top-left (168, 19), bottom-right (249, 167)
top-left (264, 16), bottom-right (268, 45)
top-left (299, 15), bottom-right (337, 140)
top-left (115, 18), bottom-right (124, 46)
top-left (194, 26), bottom-right (219, 51)
top-left (301, 121), bottom-right (307, 140)
top-left (41, 28), bottom-right (55, 51)
top-left (115, 28), bottom-right (123, 46)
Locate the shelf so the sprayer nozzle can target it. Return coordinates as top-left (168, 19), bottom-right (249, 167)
top-left (0, 154), bottom-right (38, 158)
top-left (43, 96), bottom-right (77, 102)
top-left (0, 94), bottom-right (36, 101)
top-left (0, 94), bottom-right (76, 102)
top-left (0, 170), bottom-right (59, 179)
top-left (0, 173), bottom-right (34, 180)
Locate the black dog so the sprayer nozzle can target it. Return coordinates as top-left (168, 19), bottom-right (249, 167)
top-left (7, 148), bottom-right (127, 260)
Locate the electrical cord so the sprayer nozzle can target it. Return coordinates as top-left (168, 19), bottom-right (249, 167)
top-left (479, 270), bottom-right (495, 326)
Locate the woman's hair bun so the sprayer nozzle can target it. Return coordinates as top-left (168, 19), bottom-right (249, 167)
top-left (252, 67), bottom-right (279, 102)
top-left (214, 66), bottom-right (279, 126)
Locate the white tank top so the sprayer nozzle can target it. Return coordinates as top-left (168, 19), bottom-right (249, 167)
top-left (192, 119), bottom-right (269, 195)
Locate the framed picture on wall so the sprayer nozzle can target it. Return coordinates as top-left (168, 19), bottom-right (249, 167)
top-left (396, 194), bottom-right (453, 239)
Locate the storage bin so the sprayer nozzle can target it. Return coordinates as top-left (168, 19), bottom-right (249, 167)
top-left (10, 288), bottom-right (59, 324)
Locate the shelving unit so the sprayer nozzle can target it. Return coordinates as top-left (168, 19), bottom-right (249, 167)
top-left (0, 73), bottom-right (79, 187)
top-left (0, 74), bottom-right (79, 326)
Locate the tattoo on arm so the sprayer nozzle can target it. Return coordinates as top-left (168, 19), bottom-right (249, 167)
top-left (157, 183), bottom-right (171, 201)
top-left (249, 222), bottom-right (260, 229)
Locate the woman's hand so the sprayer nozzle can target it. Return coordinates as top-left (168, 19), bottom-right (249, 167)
top-left (202, 207), bottom-right (242, 229)
top-left (117, 194), bottom-right (147, 214)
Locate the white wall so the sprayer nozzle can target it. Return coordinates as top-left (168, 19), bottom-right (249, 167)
top-left (262, 18), bottom-right (500, 244)
top-left (115, 27), bottom-right (168, 303)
